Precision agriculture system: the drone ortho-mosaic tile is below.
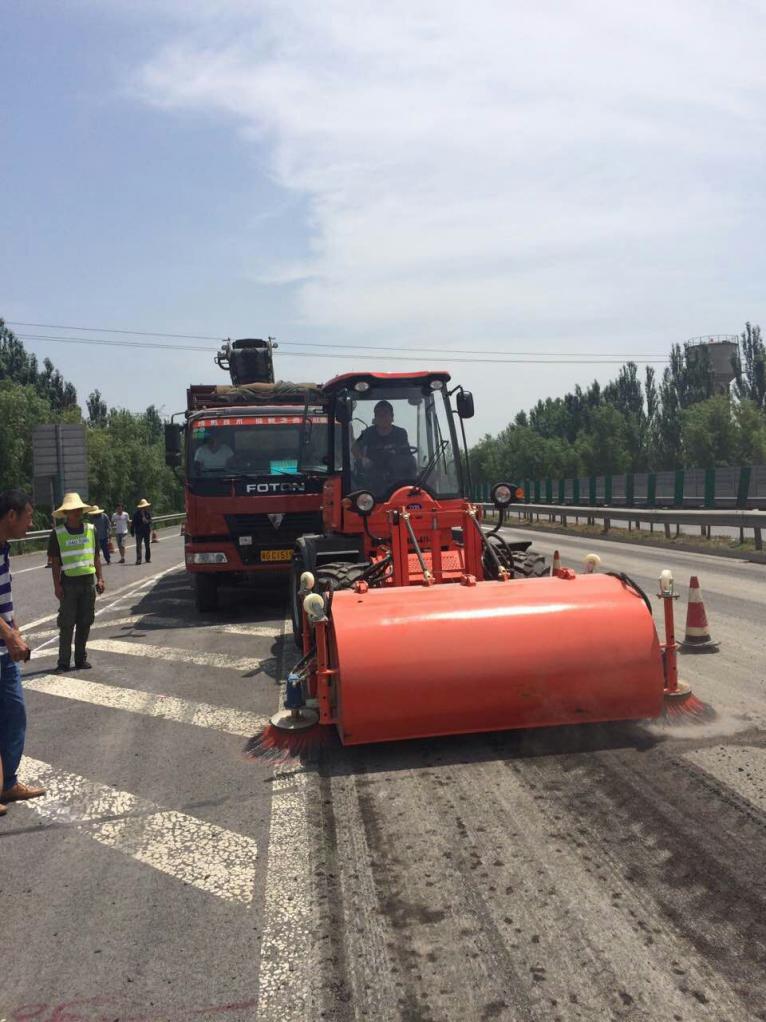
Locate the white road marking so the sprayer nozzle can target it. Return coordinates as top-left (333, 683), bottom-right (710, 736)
top-left (24, 674), bottom-right (269, 737)
top-left (14, 563), bottom-right (48, 574)
top-left (27, 614), bottom-right (280, 641)
top-left (685, 745), bottom-right (766, 815)
top-left (256, 616), bottom-right (315, 1019)
top-left (18, 757), bottom-right (258, 904)
top-left (81, 638), bottom-right (264, 673)
top-left (20, 561), bottom-right (185, 635)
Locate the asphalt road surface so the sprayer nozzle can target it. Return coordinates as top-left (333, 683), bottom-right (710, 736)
top-left (2, 527), bottom-right (765, 1021)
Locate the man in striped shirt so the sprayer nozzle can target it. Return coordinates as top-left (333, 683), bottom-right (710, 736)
top-left (0, 489), bottom-right (45, 815)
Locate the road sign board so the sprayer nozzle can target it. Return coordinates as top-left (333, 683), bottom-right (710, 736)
top-left (32, 424), bottom-right (88, 506)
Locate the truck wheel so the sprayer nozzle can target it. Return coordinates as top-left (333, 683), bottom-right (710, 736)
top-left (511, 552), bottom-right (549, 578)
top-left (194, 573), bottom-right (220, 612)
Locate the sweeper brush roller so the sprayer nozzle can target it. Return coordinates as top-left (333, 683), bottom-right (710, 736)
top-left (325, 574), bottom-right (665, 746)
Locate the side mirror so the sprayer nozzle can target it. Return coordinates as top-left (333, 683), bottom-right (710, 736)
top-left (164, 423), bottom-right (182, 468)
top-left (335, 394), bottom-right (352, 424)
top-left (456, 390), bottom-right (475, 419)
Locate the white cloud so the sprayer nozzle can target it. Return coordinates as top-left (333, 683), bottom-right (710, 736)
top-left (127, 0), bottom-right (766, 423)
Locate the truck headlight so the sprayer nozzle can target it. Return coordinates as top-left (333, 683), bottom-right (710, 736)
top-left (192, 552), bottom-right (228, 564)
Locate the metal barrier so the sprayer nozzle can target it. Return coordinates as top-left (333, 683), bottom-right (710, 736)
top-left (484, 502), bottom-right (764, 551)
top-left (9, 512), bottom-right (186, 547)
top-left (477, 465), bottom-right (766, 511)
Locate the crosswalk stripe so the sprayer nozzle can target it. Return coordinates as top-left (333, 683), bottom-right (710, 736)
top-left (61, 638), bottom-right (263, 673)
top-left (27, 614), bottom-right (280, 642)
top-left (17, 757), bottom-right (258, 904)
top-left (24, 674), bottom-right (268, 736)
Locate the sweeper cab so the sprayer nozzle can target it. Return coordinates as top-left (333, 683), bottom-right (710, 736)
top-left (263, 370), bottom-right (706, 750)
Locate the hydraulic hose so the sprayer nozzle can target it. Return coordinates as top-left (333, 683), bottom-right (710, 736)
top-left (605, 571), bottom-right (653, 616)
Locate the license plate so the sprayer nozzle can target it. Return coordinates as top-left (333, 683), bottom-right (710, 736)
top-left (261, 549), bottom-right (292, 562)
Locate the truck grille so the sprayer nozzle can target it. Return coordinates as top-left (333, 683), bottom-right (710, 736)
top-left (224, 512), bottom-right (323, 564)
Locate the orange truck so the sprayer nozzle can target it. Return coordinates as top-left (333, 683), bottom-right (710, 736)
top-left (165, 338), bottom-right (325, 611)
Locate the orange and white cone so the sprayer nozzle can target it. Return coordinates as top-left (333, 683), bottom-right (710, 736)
top-left (151, 529), bottom-right (159, 544)
top-left (552, 550), bottom-right (562, 577)
top-left (679, 576), bottom-right (719, 653)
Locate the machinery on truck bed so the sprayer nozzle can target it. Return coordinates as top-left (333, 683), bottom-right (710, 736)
top-left (266, 369), bottom-right (674, 748)
top-left (165, 337), bottom-right (325, 612)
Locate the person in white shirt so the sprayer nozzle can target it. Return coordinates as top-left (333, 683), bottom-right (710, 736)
top-left (194, 434), bottom-right (234, 471)
top-left (111, 503), bottom-right (130, 565)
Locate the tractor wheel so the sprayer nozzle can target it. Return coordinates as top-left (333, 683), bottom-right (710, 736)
top-left (511, 551), bottom-right (549, 578)
top-left (194, 573), bottom-right (220, 612)
top-left (315, 561), bottom-right (370, 594)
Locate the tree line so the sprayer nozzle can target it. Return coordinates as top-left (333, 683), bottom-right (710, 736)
top-left (470, 324), bottom-right (766, 484)
top-left (0, 319), bottom-right (182, 525)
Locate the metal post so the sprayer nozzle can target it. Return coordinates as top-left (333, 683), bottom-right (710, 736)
top-left (704, 468), bottom-right (715, 509)
top-left (661, 592), bottom-right (679, 694)
top-left (736, 466), bottom-right (751, 510)
top-left (674, 469), bottom-right (685, 508)
top-left (647, 473), bottom-right (656, 508)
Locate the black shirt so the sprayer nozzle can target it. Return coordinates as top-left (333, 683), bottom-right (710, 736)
top-left (132, 509), bottom-right (152, 535)
top-left (356, 425), bottom-right (410, 460)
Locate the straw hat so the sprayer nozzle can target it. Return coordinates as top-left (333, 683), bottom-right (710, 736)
top-left (87, 506), bottom-right (106, 516)
top-left (54, 492), bottom-right (93, 517)
top-left (136, 498), bottom-right (151, 508)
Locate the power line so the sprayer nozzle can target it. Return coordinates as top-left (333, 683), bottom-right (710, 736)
top-left (16, 332), bottom-right (667, 365)
top-left (7, 319), bottom-right (668, 360)
top-left (8, 320), bottom-right (221, 341)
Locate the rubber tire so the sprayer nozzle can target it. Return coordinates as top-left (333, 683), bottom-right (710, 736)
top-left (315, 561), bottom-right (370, 594)
top-left (511, 551), bottom-right (549, 578)
top-left (194, 573), bottom-right (220, 612)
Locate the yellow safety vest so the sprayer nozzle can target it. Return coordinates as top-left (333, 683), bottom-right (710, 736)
top-left (56, 523), bottom-right (97, 577)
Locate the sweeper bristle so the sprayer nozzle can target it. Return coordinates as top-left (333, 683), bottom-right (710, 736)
top-left (659, 691), bottom-right (716, 725)
top-left (244, 723), bottom-right (336, 762)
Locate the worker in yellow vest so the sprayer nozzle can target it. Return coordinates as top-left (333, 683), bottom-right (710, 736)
top-left (48, 493), bottom-right (105, 672)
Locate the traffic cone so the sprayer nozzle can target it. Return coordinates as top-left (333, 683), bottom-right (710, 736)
top-left (552, 550), bottom-right (562, 576)
top-left (679, 576), bottom-right (719, 653)
top-left (151, 529), bottom-right (159, 544)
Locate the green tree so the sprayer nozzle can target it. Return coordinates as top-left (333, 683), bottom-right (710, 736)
top-left (733, 400), bottom-right (766, 464)
top-left (680, 396), bottom-right (739, 467)
top-left (733, 322), bottom-right (766, 410)
top-left (87, 389), bottom-right (109, 427)
top-left (0, 381), bottom-right (54, 490)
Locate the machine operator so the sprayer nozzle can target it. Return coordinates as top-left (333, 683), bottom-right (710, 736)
top-left (351, 400), bottom-right (415, 486)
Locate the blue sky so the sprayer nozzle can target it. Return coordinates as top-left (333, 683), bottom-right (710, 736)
top-left (2, 1), bottom-right (764, 434)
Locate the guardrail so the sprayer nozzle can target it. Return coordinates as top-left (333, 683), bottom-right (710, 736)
top-left (474, 465), bottom-right (766, 510)
top-left (9, 512), bottom-right (186, 548)
top-left (483, 502), bottom-right (764, 550)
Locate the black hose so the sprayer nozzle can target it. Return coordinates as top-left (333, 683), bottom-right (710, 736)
top-left (486, 506), bottom-right (506, 537)
top-left (361, 554), bottom-right (392, 584)
top-left (605, 571), bottom-right (653, 615)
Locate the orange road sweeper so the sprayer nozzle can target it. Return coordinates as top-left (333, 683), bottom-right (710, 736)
top-left (258, 370), bottom-right (706, 753)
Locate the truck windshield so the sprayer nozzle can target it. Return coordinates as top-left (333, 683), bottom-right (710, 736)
top-left (189, 414), bottom-right (327, 478)
top-left (345, 385), bottom-right (461, 499)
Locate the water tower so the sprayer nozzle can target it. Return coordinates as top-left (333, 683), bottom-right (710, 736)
top-left (684, 334), bottom-right (739, 394)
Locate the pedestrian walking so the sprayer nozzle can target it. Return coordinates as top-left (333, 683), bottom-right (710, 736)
top-left (131, 498), bottom-right (152, 565)
top-left (88, 504), bottom-right (112, 565)
top-left (48, 492), bottom-right (105, 673)
top-left (0, 489), bottom-right (45, 814)
top-left (111, 502), bottom-right (129, 564)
